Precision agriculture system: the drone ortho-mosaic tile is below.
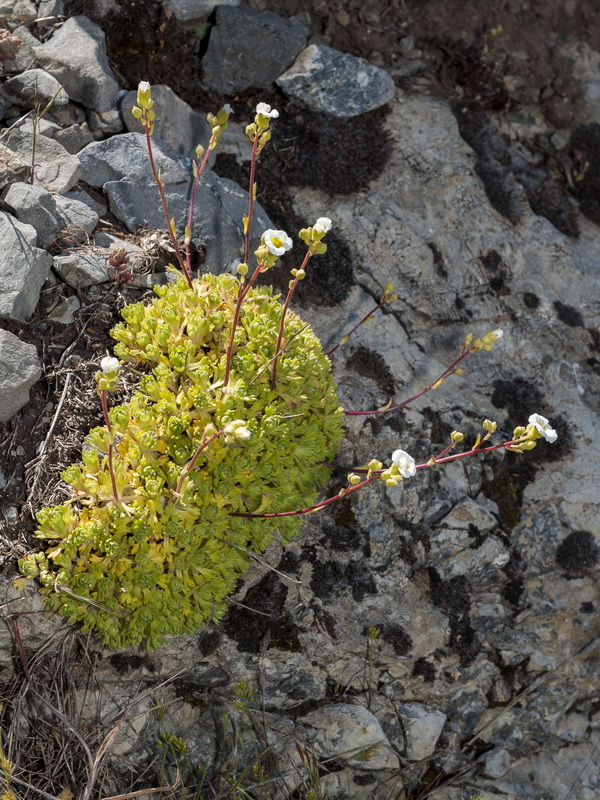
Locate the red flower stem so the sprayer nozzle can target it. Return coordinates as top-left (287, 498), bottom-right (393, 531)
top-left (175, 429), bottom-right (225, 496)
top-left (185, 146), bottom-right (212, 279)
top-left (326, 298), bottom-right (388, 357)
top-left (144, 123), bottom-right (190, 286)
top-left (345, 346), bottom-right (474, 417)
top-left (243, 137), bottom-right (260, 267)
top-left (223, 261), bottom-right (266, 388)
top-left (271, 250), bottom-right (312, 390)
top-left (229, 437), bottom-right (522, 519)
top-left (100, 389), bottom-right (120, 505)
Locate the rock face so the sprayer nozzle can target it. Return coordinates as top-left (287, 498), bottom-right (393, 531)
top-left (276, 44), bottom-right (397, 116)
top-left (0, 330), bottom-right (41, 421)
top-left (0, 212), bottom-right (53, 320)
top-left (201, 5), bottom-right (309, 94)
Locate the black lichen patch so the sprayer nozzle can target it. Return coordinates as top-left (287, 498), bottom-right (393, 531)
top-left (481, 458), bottom-right (537, 532)
top-left (109, 653), bottom-right (154, 674)
top-left (367, 408), bottom-right (406, 437)
top-left (421, 407), bottom-right (454, 445)
top-left (567, 123), bottom-right (600, 227)
top-left (554, 300), bottom-right (584, 327)
top-left (262, 101), bottom-right (393, 197)
top-left (412, 657), bottom-right (436, 682)
top-left (501, 552), bottom-right (526, 610)
top-left (198, 629), bottom-right (222, 656)
top-left (440, 43), bottom-right (509, 111)
top-left (491, 377), bottom-right (545, 421)
top-left (580, 602), bottom-right (595, 614)
top-left (346, 346), bottom-right (396, 396)
top-left (369, 622), bottom-right (413, 656)
top-left (455, 107), bottom-right (579, 237)
top-left (222, 573), bottom-right (301, 653)
top-left (523, 292), bottom-right (540, 309)
top-left (428, 569), bottom-right (480, 666)
top-left (427, 242), bottom-right (448, 279)
top-left (556, 530), bottom-right (600, 576)
top-left (293, 231), bottom-right (355, 306)
top-left (320, 518), bottom-right (367, 553)
top-left (310, 558), bottom-right (377, 602)
top-left (479, 248), bottom-right (511, 295)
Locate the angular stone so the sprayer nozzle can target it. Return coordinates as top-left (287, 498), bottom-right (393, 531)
top-left (164, 0), bottom-right (240, 27)
top-left (0, 142), bottom-right (29, 188)
top-left (276, 44), bottom-right (396, 117)
top-left (0, 212), bottom-right (53, 320)
top-left (397, 703), bottom-right (447, 760)
top-left (0, 25), bottom-right (40, 75)
top-left (0, 1), bottom-right (36, 31)
top-left (1, 127), bottom-right (81, 193)
top-left (0, 330), bottom-right (41, 422)
top-left (1, 182), bottom-right (60, 246)
top-left (77, 131), bottom-right (190, 188)
top-left (46, 294), bottom-right (80, 324)
top-left (103, 169), bottom-right (272, 274)
top-left (54, 193), bottom-right (99, 242)
top-left (121, 84), bottom-right (211, 160)
top-left (87, 107), bottom-right (124, 138)
top-left (53, 250), bottom-right (109, 289)
top-left (53, 121), bottom-right (95, 154)
top-left (0, 68), bottom-right (69, 109)
top-left (34, 15), bottom-right (120, 112)
top-left (202, 6), bottom-right (308, 94)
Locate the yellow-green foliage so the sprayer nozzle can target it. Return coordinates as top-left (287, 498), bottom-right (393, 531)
top-left (19, 273), bottom-right (344, 650)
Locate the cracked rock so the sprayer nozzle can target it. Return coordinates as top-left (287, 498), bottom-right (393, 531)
top-left (0, 330), bottom-right (41, 422)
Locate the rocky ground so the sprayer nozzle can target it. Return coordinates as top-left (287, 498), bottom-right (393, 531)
top-left (0, 0), bottom-right (599, 799)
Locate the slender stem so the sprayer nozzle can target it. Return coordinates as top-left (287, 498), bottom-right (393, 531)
top-left (271, 251), bottom-right (312, 390)
top-left (185, 146), bottom-right (212, 279)
top-left (244, 137), bottom-right (260, 267)
top-left (223, 261), bottom-right (266, 388)
top-left (345, 347), bottom-right (474, 416)
top-left (144, 125), bottom-right (190, 286)
top-left (100, 390), bottom-right (120, 505)
top-left (174, 429), bottom-right (224, 496)
top-left (229, 437), bottom-right (523, 519)
top-left (326, 298), bottom-right (388, 357)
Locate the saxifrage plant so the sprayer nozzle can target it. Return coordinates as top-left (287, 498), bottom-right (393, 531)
top-left (17, 85), bottom-right (557, 650)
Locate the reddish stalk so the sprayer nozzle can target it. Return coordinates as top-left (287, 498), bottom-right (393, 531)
top-left (100, 389), bottom-right (120, 505)
top-left (345, 346), bottom-right (473, 416)
top-left (326, 297), bottom-right (389, 357)
top-left (271, 250), bottom-right (312, 389)
top-left (229, 437), bottom-right (522, 519)
top-left (143, 125), bottom-right (190, 286)
top-left (185, 145), bottom-right (212, 279)
top-left (243, 137), bottom-right (260, 266)
top-left (223, 260), bottom-right (267, 387)
top-left (175, 429), bottom-right (225, 496)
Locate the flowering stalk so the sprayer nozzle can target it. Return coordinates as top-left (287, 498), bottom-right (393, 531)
top-left (345, 328), bottom-right (504, 416)
top-left (327, 282), bottom-right (397, 357)
top-left (229, 412), bottom-right (557, 519)
top-left (271, 218), bottom-right (332, 389)
top-left (243, 103), bottom-right (278, 266)
top-left (132, 82), bottom-right (189, 285)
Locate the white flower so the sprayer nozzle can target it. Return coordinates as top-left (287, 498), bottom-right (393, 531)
top-left (490, 328), bottom-right (503, 340)
top-left (391, 449), bottom-right (417, 478)
top-left (223, 103), bottom-right (233, 114)
top-left (528, 413), bottom-right (558, 443)
top-left (137, 80), bottom-right (151, 95)
top-left (100, 356), bottom-right (120, 374)
top-left (313, 217), bottom-right (332, 234)
top-left (263, 229), bottom-right (293, 256)
top-left (256, 102), bottom-right (279, 119)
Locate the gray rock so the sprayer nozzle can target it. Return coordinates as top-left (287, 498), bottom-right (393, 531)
top-left (1, 182), bottom-right (60, 246)
top-left (46, 294), bottom-right (80, 323)
top-left (53, 193), bottom-right (99, 243)
top-left (483, 747), bottom-right (511, 778)
top-left (54, 121), bottom-right (95, 153)
top-left (0, 212), bottom-right (52, 320)
top-left (86, 107), bottom-right (124, 138)
top-left (77, 131), bottom-right (190, 188)
top-left (104, 167), bottom-right (272, 274)
top-left (0, 142), bottom-right (29, 187)
top-left (163, 0), bottom-right (240, 27)
top-left (0, 68), bottom-right (69, 109)
top-left (53, 251), bottom-right (109, 288)
top-left (0, 25), bottom-right (40, 74)
top-left (276, 44), bottom-right (396, 117)
top-left (121, 84), bottom-right (211, 160)
top-left (0, 1), bottom-right (36, 30)
top-left (202, 5), bottom-right (308, 94)
top-left (397, 703), bottom-right (447, 761)
top-left (297, 703), bottom-right (399, 770)
top-left (0, 330), bottom-right (40, 422)
top-left (37, 0), bottom-right (65, 17)
top-left (34, 15), bottom-right (120, 112)
top-left (1, 127), bottom-right (81, 193)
